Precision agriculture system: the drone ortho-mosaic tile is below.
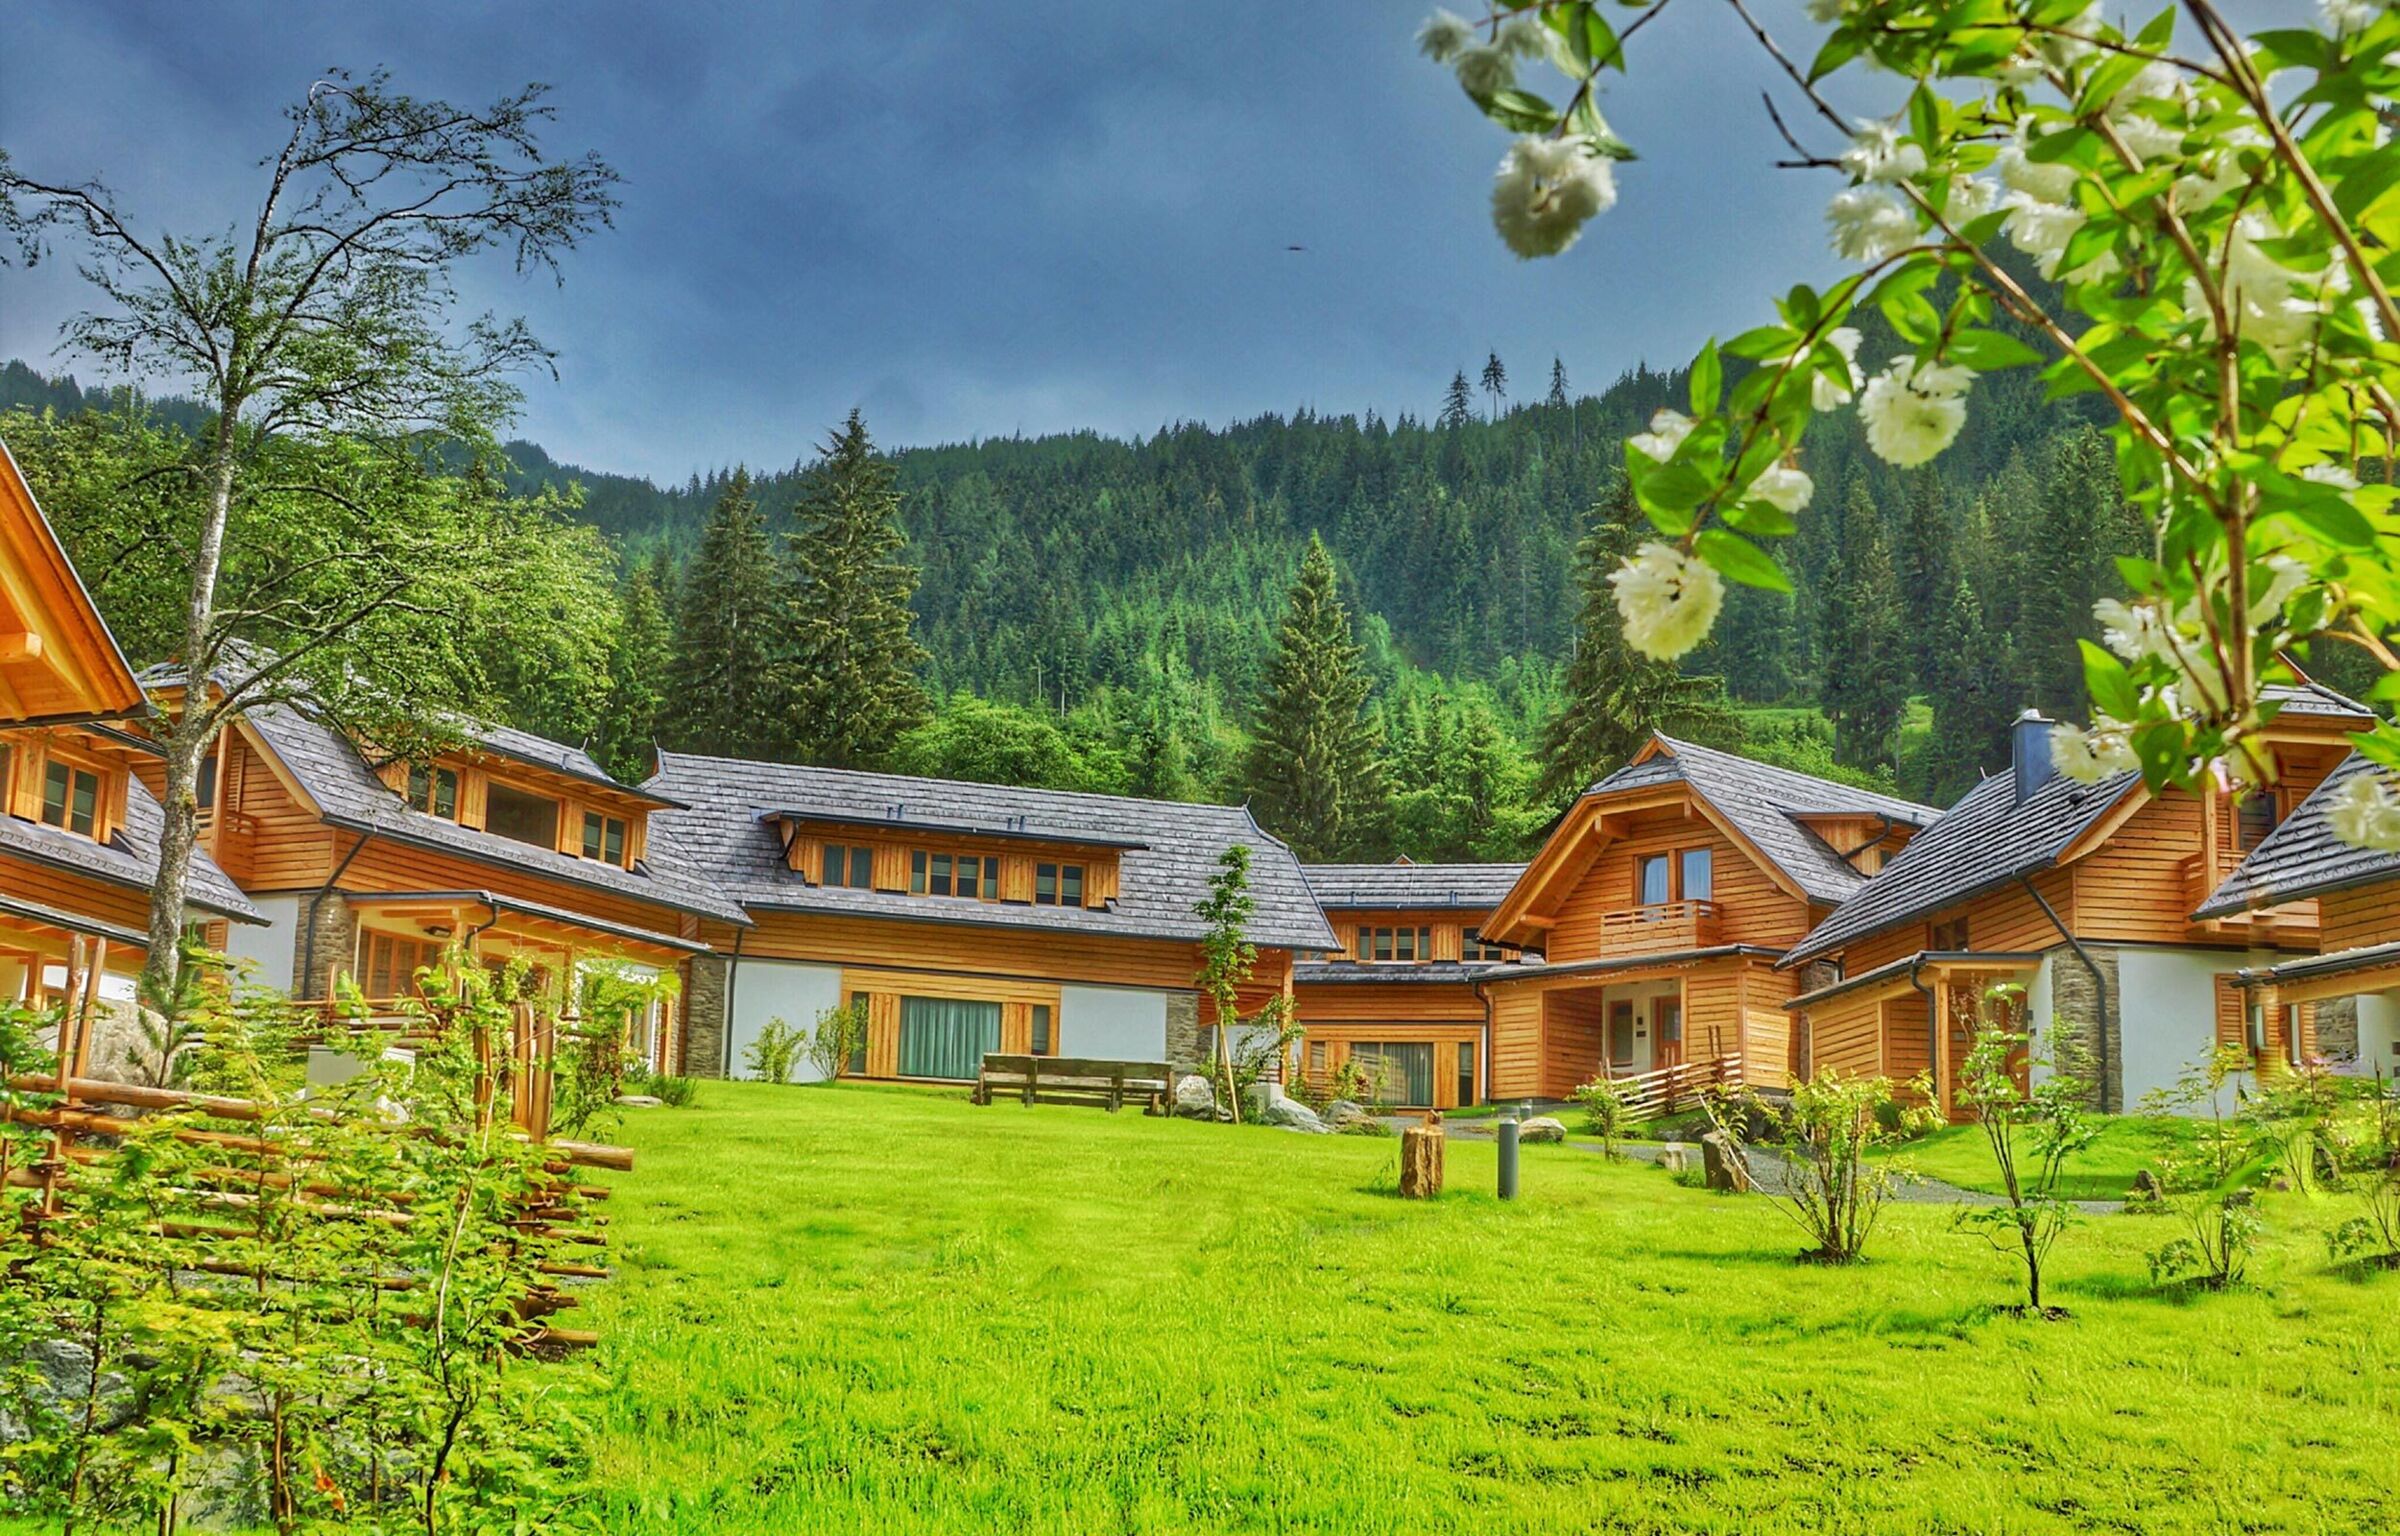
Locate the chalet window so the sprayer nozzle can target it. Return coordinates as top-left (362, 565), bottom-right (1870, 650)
top-left (581, 811), bottom-right (628, 866)
top-left (1031, 1003), bottom-right (1053, 1055)
top-left (408, 765), bottom-right (459, 820)
top-left (1658, 998), bottom-right (1684, 1046)
top-left (1929, 916), bottom-right (1971, 952)
top-left (1462, 932), bottom-right (1508, 962)
top-left (2284, 1003), bottom-right (2304, 1067)
top-left (1456, 1041), bottom-right (1475, 1105)
top-left (914, 850), bottom-right (998, 900)
top-left (41, 760), bottom-right (99, 837)
top-left (1638, 853), bottom-right (1672, 906)
top-left (1034, 862), bottom-right (1087, 907)
top-left (359, 932), bottom-right (441, 1000)
top-left (197, 752), bottom-right (218, 812)
top-left (821, 843), bottom-right (873, 889)
top-left (483, 781), bottom-right (559, 850)
top-left (1363, 926), bottom-right (1433, 963)
top-left (846, 990), bottom-right (870, 1075)
top-left (1680, 848), bottom-right (1713, 902)
top-left (2237, 792), bottom-right (2278, 852)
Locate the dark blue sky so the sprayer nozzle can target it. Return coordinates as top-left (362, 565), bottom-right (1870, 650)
top-left (8, 1), bottom-right (1863, 482)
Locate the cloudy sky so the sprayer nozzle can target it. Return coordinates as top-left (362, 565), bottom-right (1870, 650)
top-left (6, 1), bottom-right (1881, 483)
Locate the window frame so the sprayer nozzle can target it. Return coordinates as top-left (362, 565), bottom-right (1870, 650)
top-left (481, 778), bottom-right (561, 851)
top-left (40, 757), bottom-right (102, 838)
top-left (407, 763), bottom-right (461, 820)
top-left (1033, 861), bottom-right (1087, 907)
top-left (1637, 852), bottom-right (1672, 906)
top-left (580, 809), bottom-right (629, 867)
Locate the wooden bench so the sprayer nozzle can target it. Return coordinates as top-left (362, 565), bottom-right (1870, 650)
top-left (973, 1053), bottom-right (1172, 1114)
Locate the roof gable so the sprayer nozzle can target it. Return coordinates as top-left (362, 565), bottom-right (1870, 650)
top-left (0, 437), bottom-right (146, 723)
top-left (0, 768), bottom-right (259, 923)
top-left (649, 753), bottom-right (1336, 951)
top-left (2197, 753), bottom-right (2400, 918)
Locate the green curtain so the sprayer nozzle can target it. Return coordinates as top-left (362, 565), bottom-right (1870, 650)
top-left (898, 996), bottom-right (1002, 1080)
top-left (1353, 1042), bottom-right (1434, 1106)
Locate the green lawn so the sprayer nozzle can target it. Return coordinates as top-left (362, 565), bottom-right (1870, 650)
top-left (580, 1081), bottom-right (2400, 1534)
top-left (1881, 1114), bottom-right (2215, 1202)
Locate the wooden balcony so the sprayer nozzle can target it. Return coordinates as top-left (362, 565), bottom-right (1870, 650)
top-left (1593, 900), bottom-right (1724, 957)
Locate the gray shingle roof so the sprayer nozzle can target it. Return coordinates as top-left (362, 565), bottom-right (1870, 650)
top-left (1586, 737), bottom-right (1943, 909)
top-left (238, 698), bottom-right (747, 926)
top-left (0, 773), bottom-right (260, 922)
top-left (2196, 753), bottom-right (2400, 918)
top-left (1292, 959), bottom-right (1498, 985)
top-left (1781, 767), bottom-right (2136, 969)
top-left (1301, 862), bottom-right (1525, 909)
top-left (647, 752), bottom-right (1336, 951)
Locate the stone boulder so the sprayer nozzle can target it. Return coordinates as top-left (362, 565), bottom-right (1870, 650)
top-left (1260, 1095), bottom-right (1330, 1134)
top-left (615, 1093), bottom-right (665, 1108)
top-left (1172, 1074), bottom-right (1219, 1119)
top-left (1657, 1141), bottom-right (1690, 1174)
top-left (1517, 1115), bottom-right (1567, 1144)
top-left (1322, 1099), bottom-right (1369, 1128)
top-left (1700, 1129), bottom-right (1751, 1192)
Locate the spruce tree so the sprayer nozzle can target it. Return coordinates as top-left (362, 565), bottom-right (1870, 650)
top-left (1895, 471), bottom-right (1954, 687)
top-left (1918, 574), bottom-right (2016, 802)
top-left (1480, 351), bottom-right (1508, 418)
top-left (1244, 535), bottom-right (1387, 860)
top-left (1819, 483), bottom-right (1910, 773)
top-left (1537, 474), bottom-right (1742, 804)
top-left (661, 469), bottom-right (780, 757)
top-left (595, 554), bottom-right (673, 781)
top-left (1439, 370), bottom-right (1474, 429)
top-left (1547, 356), bottom-right (1570, 410)
top-left (781, 411), bottom-right (932, 769)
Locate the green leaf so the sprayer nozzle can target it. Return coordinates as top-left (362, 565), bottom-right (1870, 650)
top-left (1583, 7), bottom-right (1625, 69)
top-left (1478, 88), bottom-right (1560, 133)
top-left (1807, 27), bottom-right (1862, 84)
top-left (1696, 529), bottom-right (1792, 592)
top-left (2276, 494), bottom-right (2379, 550)
top-left (1689, 342), bottom-right (1723, 416)
top-left (1945, 328), bottom-right (2047, 371)
top-left (2080, 640), bottom-right (2138, 721)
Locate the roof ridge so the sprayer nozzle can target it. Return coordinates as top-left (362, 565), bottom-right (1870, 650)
top-left (654, 750), bottom-right (1261, 818)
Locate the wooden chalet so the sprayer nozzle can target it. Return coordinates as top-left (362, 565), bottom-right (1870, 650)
top-left (0, 437), bottom-right (259, 1020)
top-left (1293, 860), bottom-right (1526, 1109)
top-left (646, 754), bottom-right (1335, 1083)
top-left (2197, 752), bottom-right (2400, 1081)
top-left (132, 671), bottom-right (748, 1071)
top-left (1475, 736), bottom-right (1937, 1104)
top-left (1782, 694), bottom-right (2373, 1117)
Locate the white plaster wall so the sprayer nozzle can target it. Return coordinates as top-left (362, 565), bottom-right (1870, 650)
top-left (1060, 985), bottom-right (1169, 1059)
top-left (225, 894), bottom-right (301, 993)
top-left (2117, 947), bottom-right (2280, 1113)
top-left (727, 959), bottom-right (844, 1082)
top-left (2024, 954), bottom-right (2058, 1088)
top-left (2349, 991), bottom-right (2400, 1076)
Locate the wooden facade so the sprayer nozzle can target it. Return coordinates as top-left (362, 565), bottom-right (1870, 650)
top-left (1293, 898), bottom-right (1503, 1109)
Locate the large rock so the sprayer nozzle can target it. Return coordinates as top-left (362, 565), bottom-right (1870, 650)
top-left (1658, 1142), bottom-right (1691, 1174)
top-left (1322, 1099), bottom-right (1369, 1128)
top-left (1517, 1115), bottom-right (1567, 1144)
top-left (1173, 1074), bottom-right (1219, 1119)
top-left (1260, 1095), bottom-right (1330, 1134)
top-left (1700, 1130), bottom-right (1751, 1192)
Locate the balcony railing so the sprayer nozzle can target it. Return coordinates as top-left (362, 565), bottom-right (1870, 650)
top-left (1593, 899), bottom-right (1723, 957)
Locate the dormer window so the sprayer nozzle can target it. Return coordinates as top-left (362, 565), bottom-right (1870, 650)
top-left (41, 759), bottom-right (99, 837)
top-left (580, 810), bottom-right (628, 867)
top-left (1034, 862), bottom-right (1084, 907)
top-left (484, 780), bottom-right (559, 851)
top-left (821, 843), bottom-right (873, 889)
top-left (409, 764), bottom-right (459, 820)
top-left (911, 850), bottom-right (999, 900)
top-left (1364, 926), bottom-right (1432, 963)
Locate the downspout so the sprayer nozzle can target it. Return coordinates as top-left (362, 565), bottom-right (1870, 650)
top-left (1470, 970), bottom-right (1495, 1109)
top-left (299, 832), bottom-right (372, 1000)
top-left (721, 925), bottom-right (748, 1079)
top-left (1908, 954), bottom-right (1939, 1104)
top-left (2019, 872), bottom-right (2111, 1111)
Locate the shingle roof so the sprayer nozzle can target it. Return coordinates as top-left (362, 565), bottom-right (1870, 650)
top-left (237, 698), bottom-right (747, 926)
top-left (1586, 737), bottom-right (1943, 908)
top-left (2264, 680), bottom-right (2377, 719)
top-left (1781, 767), bottom-right (2136, 968)
top-left (1301, 862), bottom-right (1525, 910)
top-left (647, 752), bottom-right (1336, 951)
top-left (2196, 753), bottom-right (2400, 918)
top-left (463, 721), bottom-right (681, 807)
top-left (1292, 960), bottom-right (1500, 985)
top-left (0, 773), bottom-right (260, 922)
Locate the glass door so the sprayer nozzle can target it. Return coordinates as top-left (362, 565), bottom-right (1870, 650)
top-left (897, 996), bottom-right (1002, 1080)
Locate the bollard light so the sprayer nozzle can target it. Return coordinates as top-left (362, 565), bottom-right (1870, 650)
top-left (1497, 1105), bottom-right (1520, 1201)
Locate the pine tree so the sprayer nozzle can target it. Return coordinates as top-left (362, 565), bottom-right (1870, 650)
top-left (594, 554), bottom-right (673, 781)
top-left (1547, 356), bottom-right (1570, 410)
top-left (661, 469), bottom-right (780, 757)
top-left (1480, 351), bottom-right (1508, 419)
top-left (1537, 475), bottom-right (1743, 803)
top-left (1917, 574), bottom-right (2016, 802)
top-left (1439, 370), bottom-right (1474, 430)
top-left (1819, 483), bottom-right (1910, 772)
top-left (781, 411), bottom-right (932, 768)
top-left (1244, 535), bottom-right (1387, 860)
top-left (1895, 470), bottom-right (1954, 687)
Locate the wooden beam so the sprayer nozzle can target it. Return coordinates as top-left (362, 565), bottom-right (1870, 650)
top-left (0, 631), bottom-right (41, 662)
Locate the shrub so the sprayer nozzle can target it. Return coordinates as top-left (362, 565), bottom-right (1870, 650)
top-left (1572, 1076), bottom-right (1635, 1160)
top-left (744, 1017), bottom-right (807, 1084)
top-left (805, 1000), bottom-right (868, 1082)
top-left (2140, 1045), bottom-right (2273, 1289)
top-left (1954, 995), bottom-right (2098, 1316)
top-left (1704, 1070), bottom-right (1938, 1264)
top-left (628, 1070), bottom-right (700, 1108)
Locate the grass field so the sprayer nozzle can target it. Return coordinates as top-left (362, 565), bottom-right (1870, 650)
top-left (580, 1081), bottom-right (2400, 1534)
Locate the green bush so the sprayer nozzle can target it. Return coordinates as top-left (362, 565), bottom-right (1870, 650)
top-left (744, 1018), bottom-right (807, 1085)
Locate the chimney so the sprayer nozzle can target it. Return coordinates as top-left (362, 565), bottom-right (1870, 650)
top-left (2011, 710), bottom-right (2056, 804)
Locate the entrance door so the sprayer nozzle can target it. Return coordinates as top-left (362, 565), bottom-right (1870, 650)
top-left (1608, 1000), bottom-right (1637, 1073)
top-left (898, 996), bottom-right (1002, 1080)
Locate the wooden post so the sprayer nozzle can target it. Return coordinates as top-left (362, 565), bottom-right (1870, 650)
top-left (1399, 1110), bottom-right (1445, 1199)
top-left (1108, 1070), bottom-right (1124, 1113)
top-left (1022, 1057), bottom-right (1037, 1107)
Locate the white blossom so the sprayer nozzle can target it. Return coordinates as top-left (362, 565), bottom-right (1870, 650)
top-left (2328, 771), bottom-right (2400, 851)
top-left (1996, 47), bottom-right (2048, 87)
top-left (2000, 191), bottom-right (2117, 282)
top-left (1748, 462), bottom-right (1814, 514)
top-left (1496, 13), bottom-right (1550, 57)
top-left (2300, 461), bottom-right (2362, 490)
top-left (1841, 120), bottom-right (1927, 185)
top-left (1858, 356), bottom-right (1971, 466)
top-left (1627, 408), bottom-right (1694, 463)
top-left (1416, 9), bottom-right (1475, 62)
top-left (1801, 326), bottom-right (1865, 411)
top-left (1826, 186), bottom-right (1917, 263)
top-left (1943, 177), bottom-right (1998, 226)
top-left (2052, 719), bottom-right (2139, 782)
top-left (2247, 554), bottom-right (2311, 626)
top-left (1611, 542), bottom-right (1726, 660)
top-left (1490, 135), bottom-right (1618, 258)
top-left (2035, 3), bottom-right (2105, 69)
top-left (2322, 0), bottom-right (2384, 37)
top-left (1996, 131), bottom-right (2080, 203)
top-left (2094, 598), bottom-right (2173, 665)
top-left (2192, 213), bottom-right (2347, 365)
top-left (1455, 45), bottom-right (1516, 98)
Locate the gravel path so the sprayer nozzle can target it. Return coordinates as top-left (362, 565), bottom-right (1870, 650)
top-left (1412, 1118), bottom-right (2124, 1213)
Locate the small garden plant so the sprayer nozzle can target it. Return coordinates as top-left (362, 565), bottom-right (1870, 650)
top-left (1704, 1070), bottom-right (1937, 1264)
top-left (805, 999), bottom-right (868, 1082)
top-left (743, 1016), bottom-right (807, 1085)
top-left (1953, 989), bottom-right (2098, 1317)
top-left (2139, 1045), bottom-right (2270, 1289)
top-left (1572, 1074), bottom-right (1635, 1160)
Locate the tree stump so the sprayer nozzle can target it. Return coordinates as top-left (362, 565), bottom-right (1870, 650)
top-left (1399, 1119), bottom-right (1445, 1199)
